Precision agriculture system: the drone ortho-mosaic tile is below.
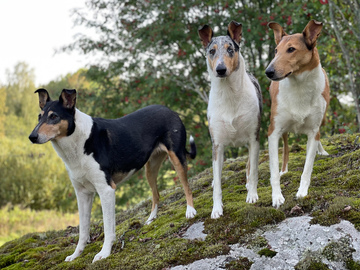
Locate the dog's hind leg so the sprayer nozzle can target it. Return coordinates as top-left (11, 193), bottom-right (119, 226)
top-left (65, 186), bottom-right (94, 262)
top-left (145, 151), bottom-right (167, 225)
top-left (246, 139), bottom-right (259, 203)
top-left (316, 131), bottom-right (329, 155)
top-left (168, 150), bottom-right (197, 219)
top-left (92, 183), bottom-right (116, 263)
top-left (211, 143), bottom-right (224, 219)
top-left (280, 133), bottom-right (289, 176)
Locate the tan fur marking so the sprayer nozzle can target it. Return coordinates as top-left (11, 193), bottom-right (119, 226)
top-left (110, 181), bottom-right (116, 190)
top-left (145, 150), bottom-right (167, 211)
top-left (272, 34), bottom-right (317, 78)
top-left (112, 172), bottom-right (132, 185)
top-left (321, 69), bottom-right (330, 125)
top-left (223, 44), bottom-right (239, 75)
top-left (315, 131), bottom-right (320, 141)
top-left (38, 120), bottom-right (69, 140)
top-left (168, 151), bottom-right (194, 208)
top-left (267, 81), bottom-right (279, 136)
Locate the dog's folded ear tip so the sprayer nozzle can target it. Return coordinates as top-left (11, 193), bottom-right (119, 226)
top-left (229, 20), bottom-right (242, 27)
top-left (312, 19), bottom-right (322, 25)
top-left (198, 24), bottom-right (210, 31)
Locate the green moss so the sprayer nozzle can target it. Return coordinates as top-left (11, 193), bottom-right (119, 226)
top-left (258, 248), bottom-right (277, 258)
top-left (225, 257), bottom-right (253, 270)
top-left (295, 251), bottom-right (330, 270)
top-left (322, 237), bottom-right (354, 262)
top-left (346, 259), bottom-right (360, 270)
top-left (1, 134), bottom-right (360, 269)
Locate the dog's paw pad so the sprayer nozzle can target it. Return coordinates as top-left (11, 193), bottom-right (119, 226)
top-left (272, 194), bottom-right (285, 208)
top-left (211, 205), bottom-right (223, 219)
top-left (296, 190), bottom-right (308, 199)
top-left (92, 251), bottom-right (110, 263)
top-left (186, 205), bottom-right (197, 219)
top-left (246, 193), bottom-right (259, 203)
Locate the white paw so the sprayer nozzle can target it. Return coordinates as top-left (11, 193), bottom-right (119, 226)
top-left (65, 255), bottom-right (75, 262)
top-left (296, 188), bottom-right (308, 199)
top-left (92, 250), bottom-right (111, 263)
top-left (280, 169), bottom-right (288, 176)
top-left (186, 205), bottom-right (197, 219)
top-left (211, 203), bottom-right (223, 219)
top-left (246, 192), bottom-right (259, 203)
top-left (65, 251), bottom-right (81, 262)
top-left (272, 193), bottom-right (285, 208)
top-left (145, 204), bottom-right (158, 225)
top-left (317, 150), bottom-right (329, 156)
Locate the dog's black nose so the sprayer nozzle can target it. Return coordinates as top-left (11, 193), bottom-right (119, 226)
top-left (216, 65), bottom-right (227, 76)
top-left (29, 133), bottom-right (38, 143)
top-left (265, 67), bottom-right (275, 79)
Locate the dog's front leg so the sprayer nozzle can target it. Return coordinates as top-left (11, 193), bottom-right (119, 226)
top-left (92, 185), bottom-right (116, 263)
top-left (296, 133), bottom-right (318, 198)
top-left (268, 133), bottom-right (285, 208)
top-left (65, 188), bottom-right (94, 262)
top-left (246, 140), bottom-right (259, 203)
top-left (211, 143), bottom-right (224, 219)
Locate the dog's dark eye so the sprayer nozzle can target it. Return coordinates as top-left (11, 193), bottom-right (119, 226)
top-left (287, 47), bottom-right (296, 53)
top-left (209, 49), bottom-right (216, 56)
top-left (48, 113), bottom-right (59, 121)
top-left (227, 47), bottom-right (234, 54)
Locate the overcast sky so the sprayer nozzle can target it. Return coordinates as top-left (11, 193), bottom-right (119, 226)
top-left (0, 0), bottom-right (94, 86)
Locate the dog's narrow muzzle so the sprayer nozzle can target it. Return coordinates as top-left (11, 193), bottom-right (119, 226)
top-left (29, 132), bottom-right (38, 143)
top-left (265, 66), bottom-right (275, 79)
top-left (216, 64), bottom-right (227, 77)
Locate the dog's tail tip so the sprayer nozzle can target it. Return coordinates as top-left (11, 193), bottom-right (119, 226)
top-left (188, 135), bottom-right (197, 159)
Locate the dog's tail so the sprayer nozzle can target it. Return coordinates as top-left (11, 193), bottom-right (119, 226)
top-left (187, 135), bottom-right (197, 159)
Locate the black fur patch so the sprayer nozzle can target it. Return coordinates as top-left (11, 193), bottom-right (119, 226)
top-left (83, 105), bottom-right (194, 186)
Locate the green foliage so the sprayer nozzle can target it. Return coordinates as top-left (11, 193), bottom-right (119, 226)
top-left (4, 62), bottom-right (38, 124)
top-left (62, 0), bottom-right (359, 162)
top-left (0, 205), bottom-right (78, 247)
top-left (0, 86), bottom-right (7, 137)
top-left (0, 136), bottom-right (77, 212)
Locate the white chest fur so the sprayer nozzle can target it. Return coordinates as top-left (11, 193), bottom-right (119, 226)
top-left (207, 62), bottom-right (260, 146)
top-left (275, 65), bottom-right (327, 135)
top-left (51, 110), bottom-right (102, 192)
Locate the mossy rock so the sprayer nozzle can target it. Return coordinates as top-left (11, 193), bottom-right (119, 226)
top-left (1, 134), bottom-right (360, 269)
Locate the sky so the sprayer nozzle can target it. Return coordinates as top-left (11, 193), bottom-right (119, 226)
top-left (0, 0), bottom-right (95, 86)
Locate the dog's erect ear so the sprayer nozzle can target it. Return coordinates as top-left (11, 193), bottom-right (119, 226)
top-left (34, 88), bottom-right (51, 110)
top-left (268, 22), bottom-right (288, 45)
top-left (227, 21), bottom-right (242, 45)
top-left (198, 24), bottom-right (213, 48)
top-left (59, 89), bottom-right (77, 109)
top-left (302, 20), bottom-right (323, 50)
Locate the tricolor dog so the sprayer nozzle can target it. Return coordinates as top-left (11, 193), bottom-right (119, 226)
top-left (265, 20), bottom-right (330, 208)
top-left (29, 89), bottom-right (197, 262)
top-left (198, 21), bottom-right (262, 219)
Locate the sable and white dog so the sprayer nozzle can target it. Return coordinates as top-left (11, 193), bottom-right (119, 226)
top-left (29, 89), bottom-right (197, 262)
top-left (265, 20), bottom-right (330, 208)
top-left (198, 21), bottom-right (263, 219)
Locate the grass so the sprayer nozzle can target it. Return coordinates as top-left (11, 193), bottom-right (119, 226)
top-left (0, 205), bottom-right (78, 247)
top-left (0, 133), bottom-right (360, 269)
